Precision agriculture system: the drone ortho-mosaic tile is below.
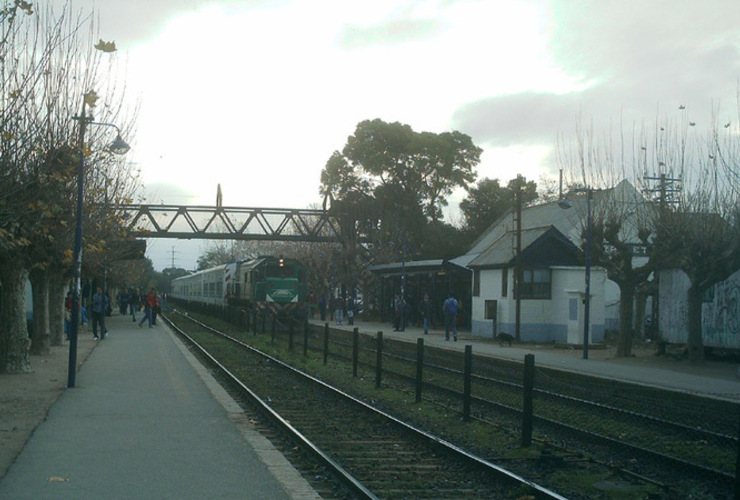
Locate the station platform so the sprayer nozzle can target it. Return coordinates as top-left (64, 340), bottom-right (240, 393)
top-left (311, 317), bottom-right (740, 402)
top-left (0, 314), bottom-right (320, 500)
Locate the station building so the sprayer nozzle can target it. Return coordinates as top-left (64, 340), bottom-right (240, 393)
top-left (370, 180), bottom-right (649, 346)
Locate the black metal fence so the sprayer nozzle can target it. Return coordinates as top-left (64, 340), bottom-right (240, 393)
top-left (170, 299), bottom-right (740, 494)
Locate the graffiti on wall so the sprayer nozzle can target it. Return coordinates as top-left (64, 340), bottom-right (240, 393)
top-left (702, 279), bottom-right (740, 348)
top-left (660, 269), bottom-right (740, 349)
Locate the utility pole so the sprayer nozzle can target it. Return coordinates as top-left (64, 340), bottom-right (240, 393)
top-left (643, 172), bottom-right (682, 340)
top-left (514, 175), bottom-right (523, 342)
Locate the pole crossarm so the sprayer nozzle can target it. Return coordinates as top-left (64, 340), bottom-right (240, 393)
top-left (115, 204), bottom-right (354, 243)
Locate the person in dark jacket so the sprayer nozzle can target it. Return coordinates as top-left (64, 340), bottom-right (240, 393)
top-left (319, 295), bottom-right (327, 321)
top-left (442, 294), bottom-right (459, 341)
top-left (419, 293), bottom-right (433, 335)
top-left (128, 288), bottom-right (140, 322)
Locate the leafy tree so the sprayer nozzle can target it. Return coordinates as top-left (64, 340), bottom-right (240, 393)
top-left (460, 176), bottom-right (538, 240)
top-left (320, 118), bottom-right (481, 284)
top-left (322, 118), bottom-right (481, 223)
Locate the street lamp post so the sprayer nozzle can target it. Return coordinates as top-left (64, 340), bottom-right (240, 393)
top-left (67, 103), bottom-right (129, 388)
top-left (558, 188), bottom-right (592, 360)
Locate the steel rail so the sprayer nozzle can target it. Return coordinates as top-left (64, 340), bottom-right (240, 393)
top-left (165, 310), bottom-right (569, 500)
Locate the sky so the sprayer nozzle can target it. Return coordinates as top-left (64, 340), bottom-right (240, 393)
top-left (58, 0), bottom-right (740, 270)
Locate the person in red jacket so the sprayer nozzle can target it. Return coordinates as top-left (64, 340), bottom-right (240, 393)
top-left (151, 292), bottom-right (161, 325)
top-left (138, 288), bottom-right (157, 328)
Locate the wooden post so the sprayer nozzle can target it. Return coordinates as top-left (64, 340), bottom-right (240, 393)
top-left (323, 323), bottom-right (329, 365)
top-left (375, 331), bottom-right (383, 388)
top-left (415, 338), bottom-right (424, 403)
top-left (521, 354), bottom-right (535, 447)
top-left (352, 328), bottom-right (359, 377)
top-left (463, 345), bottom-right (472, 422)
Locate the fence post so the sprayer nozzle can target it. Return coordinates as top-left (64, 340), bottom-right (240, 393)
top-left (375, 331), bottom-right (383, 389)
top-left (303, 321), bottom-right (309, 356)
top-left (352, 328), bottom-right (359, 377)
top-left (252, 309), bottom-right (257, 336)
top-left (463, 345), bottom-right (472, 422)
top-left (735, 410), bottom-right (740, 498)
top-left (261, 310), bottom-right (266, 334)
top-left (521, 353), bottom-right (535, 448)
top-left (288, 318), bottom-right (294, 352)
top-left (271, 314), bottom-right (276, 343)
top-left (323, 323), bottom-right (329, 365)
top-left (415, 338), bottom-right (424, 403)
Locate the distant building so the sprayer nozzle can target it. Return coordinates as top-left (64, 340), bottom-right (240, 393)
top-left (465, 225), bottom-right (606, 343)
top-left (369, 259), bottom-right (471, 329)
top-left (370, 180), bottom-right (651, 345)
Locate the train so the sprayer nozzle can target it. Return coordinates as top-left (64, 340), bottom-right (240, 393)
top-left (170, 256), bottom-right (307, 316)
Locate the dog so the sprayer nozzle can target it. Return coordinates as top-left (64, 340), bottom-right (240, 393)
top-left (496, 332), bottom-right (514, 347)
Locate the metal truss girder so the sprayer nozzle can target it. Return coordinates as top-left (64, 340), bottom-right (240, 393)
top-left (118, 204), bottom-right (348, 243)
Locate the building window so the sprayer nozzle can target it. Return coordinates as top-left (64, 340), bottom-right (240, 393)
top-left (518, 268), bottom-right (551, 299)
top-left (473, 269), bottom-right (480, 297)
top-left (501, 267), bottom-right (508, 297)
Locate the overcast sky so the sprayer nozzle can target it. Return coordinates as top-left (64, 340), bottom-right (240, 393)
top-left (59, 0), bottom-right (740, 270)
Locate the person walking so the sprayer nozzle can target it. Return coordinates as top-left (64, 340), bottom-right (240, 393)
top-left (419, 293), bottom-right (433, 335)
top-left (333, 295), bottom-right (346, 325)
top-left (393, 294), bottom-right (406, 331)
top-left (347, 296), bottom-right (355, 326)
top-left (91, 287), bottom-right (108, 340)
top-left (129, 288), bottom-right (140, 322)
top-left (151, 292), bottom-right (161, 325)
top-left (318, 295), bottom-right (327, 321)
top-left (442, 294), bottom-right (459, 341)
top-left (139, 288), bottom-right (157, 328)
top-left (64, 291), bottom-right (73, 340)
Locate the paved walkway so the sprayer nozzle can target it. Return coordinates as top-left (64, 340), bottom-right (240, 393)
top-left (2, 312), bottom-right (737, 499)
top-left (0, 315), bottom-right (320, 500)
top-left (311, 318), bottom-right (740, 402)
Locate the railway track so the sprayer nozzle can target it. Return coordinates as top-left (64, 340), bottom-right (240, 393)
top-left (164, 310), bottom-right (567, 499)
top-left (165, 306), bottom-right (739, 498)
top-left (319, 326), bottom-right (739, 497)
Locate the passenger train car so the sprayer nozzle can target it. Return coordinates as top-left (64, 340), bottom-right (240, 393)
top-left (170, 256), bottom-right (307, 314)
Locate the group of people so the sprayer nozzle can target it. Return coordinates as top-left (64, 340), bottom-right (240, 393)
top-left (123, 287), bottom-right (161, 329)
top-left (306, 290), bottom-right (462, 340)
top-left (63, 286), bottom-right (162, 341)
top-left (395, 293), bottom-right (460, 341)
top-left (308, 293), bottom-right (359, 326)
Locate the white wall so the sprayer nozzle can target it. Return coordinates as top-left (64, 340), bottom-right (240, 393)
top-left (660, 269), bottom-right (740, 349)
top-left (471, 266), bottom-right (606, 344)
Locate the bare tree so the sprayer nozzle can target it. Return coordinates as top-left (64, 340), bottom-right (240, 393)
top-left (558, 104), bottom-right (740, 362)
top-left (0, 2), bottom-right (138, 371)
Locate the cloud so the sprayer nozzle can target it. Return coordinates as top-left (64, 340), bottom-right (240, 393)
top-left (339, 18), bottom-right (442, 48)
top-left (141, 182), bottom-right (200, 205)
top-left (452, 92), bottom-right (585, 147)
top-left (57, 0), bottom-right (282, 47)
top-left (452, 0), bottom-right (740, 152)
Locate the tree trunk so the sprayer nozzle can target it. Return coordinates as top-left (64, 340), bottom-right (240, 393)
top-left (634, 291), bottom-right (647, 337)
top-left (616, 285), bottom-right (635, 357)
top-left (48, 268), bottom-right (66, 346)
top-left (29, 268), bottom-right (51, 355)
top-left (686, 285), bottom-right (705, 364)
top-left (0, 263), bottom-right (30, 373)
